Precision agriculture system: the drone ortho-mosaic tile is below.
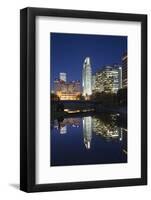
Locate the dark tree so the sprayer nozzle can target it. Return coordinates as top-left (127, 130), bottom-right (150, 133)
top-left (117, 87), bottom-right (127, 106)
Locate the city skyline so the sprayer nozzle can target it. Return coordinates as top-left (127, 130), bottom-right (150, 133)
top-left (50, 32), bottom-right (127, 90)
top-left (50, 32), bottom-right (127, 166)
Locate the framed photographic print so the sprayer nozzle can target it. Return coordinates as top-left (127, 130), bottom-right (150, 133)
top-left (20, 7), bottom-right (147, 192)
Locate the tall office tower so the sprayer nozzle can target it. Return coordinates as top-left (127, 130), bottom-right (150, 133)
top-left (112, 65), bottom-right (123, 93)
top-left (122, 53), bottom-right (127, 88)
top-left (94, 65), bottom-right (122, 94)
top-left (118, 66), bottom-right (123, 89)
top-left (82, 57), bottom-right (92, 97)
top-left (83, 116), bottom-right (92, 149)
top-left (94, 66), bottom-right (113, 93)
top-left (92, 75), bottom-right (96, 91)
top-left (59, 72), bottom-right (67, 82)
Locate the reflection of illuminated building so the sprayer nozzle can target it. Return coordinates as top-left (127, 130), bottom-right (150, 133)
top-left (54, 77), bottom-right (81, 100)
top-left (92, 116), bottom-right (123, 140)
top-left (62, 118), bottom-right (80, 127)
top-left (83, 116), bottom-right (92, 149)
top-left (82, 57), bottom-right (92, 98)
top-left (121, 128), bottom-right (127, 154)
top-left (54, 118), bottom-right (80, 134)
top-left (60, 126), bottom-right (67, 134)
top-left (94, 65), bottom-right (122, 93)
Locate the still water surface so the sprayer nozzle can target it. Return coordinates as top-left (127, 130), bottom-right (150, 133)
top-left (51, 114), bottom-right (127, 166)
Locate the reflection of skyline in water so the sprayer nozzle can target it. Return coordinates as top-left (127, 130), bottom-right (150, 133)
top-left (92, 116), bottom-right (124, 141)
top-left (51, 114), bottom-right (127, 166)
top-left (53, 118), bottom-right (80, 134)
top-left (83, 116), bottom-right (92, 149)
top-left (52, 115), bottom-right (127, 149)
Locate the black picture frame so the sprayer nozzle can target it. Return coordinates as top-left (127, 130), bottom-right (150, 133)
top-left (20, 7), bottom-right (147, 192)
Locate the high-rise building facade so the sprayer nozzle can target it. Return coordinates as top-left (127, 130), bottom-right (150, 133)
top-left (122, 53), bottom-right (127, 88)
top-left (92, 75), bottom-right (96, 91)
top-left (112, 65), bottom-right (122, 92)
top-left (59, 72), bottom-right (67, 82)
top-left (94, 65), bottom-right (122, 94)
top-left (82, 57), bottom-right (92, 97)
top-left (117, 65), bottom-right (122, 89)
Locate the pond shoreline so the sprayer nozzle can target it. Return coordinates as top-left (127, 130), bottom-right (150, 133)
top-left (51, 104), bottom-right (127, 120)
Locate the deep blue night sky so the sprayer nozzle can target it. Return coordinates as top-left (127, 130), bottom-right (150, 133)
top-left (50, 33), bottom-right (127, 89)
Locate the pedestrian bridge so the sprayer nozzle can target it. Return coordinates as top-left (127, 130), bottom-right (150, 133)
top-left (61, 100), bottom-right (96, 110)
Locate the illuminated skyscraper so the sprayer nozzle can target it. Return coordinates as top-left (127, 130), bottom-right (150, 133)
top-left (92, 75), bottom-right (96, 91)
top-left (60, 72), bottom-right (67, 82)
top-left (112, 65), bottom-right (122, 93)
top-left (82, 57), bottom-right (92, 97)
top-left (122, 53), bottom-right (127, 88)
top-left (83, 116), bottom-right (92, 149)
top-left (94, 65), bottom-right (122, 94)
top-left (118, 66), bottom-right (122, 89)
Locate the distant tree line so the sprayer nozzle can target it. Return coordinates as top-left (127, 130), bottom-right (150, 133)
top-left (91, 87), bottom-right (127, 106)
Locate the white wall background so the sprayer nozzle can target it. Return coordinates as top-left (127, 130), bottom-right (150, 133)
top-left (0, 0), bottom-right (150, 199)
